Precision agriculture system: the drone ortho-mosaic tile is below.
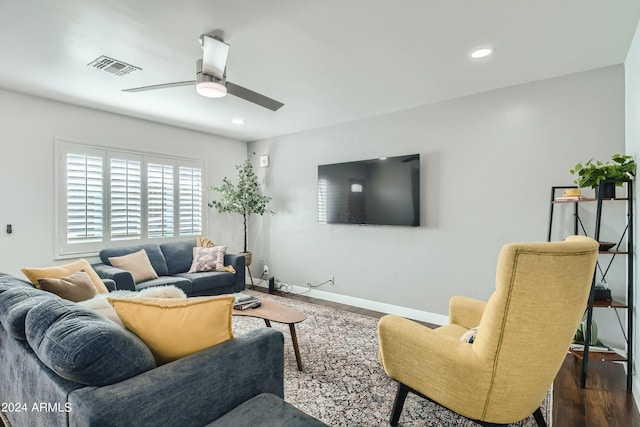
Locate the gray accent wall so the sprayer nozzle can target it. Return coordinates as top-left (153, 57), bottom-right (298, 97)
top-left (248, 65), bottom-right (625, 322)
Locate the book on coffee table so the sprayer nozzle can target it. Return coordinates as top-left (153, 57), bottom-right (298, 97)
top-left (233, 292), bottom-right (254, 303)
top-left (233, 293), bottom-right (261, 310)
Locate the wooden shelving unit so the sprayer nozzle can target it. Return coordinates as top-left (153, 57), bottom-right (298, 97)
top-left (547, 179), bottom-right (633, 390)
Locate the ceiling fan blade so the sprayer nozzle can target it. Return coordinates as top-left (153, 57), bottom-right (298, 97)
top-left (123, 81), bottom-right (195, 93)
top-left (201, 34), bottom-right (229, 81)
top-left (226, 81), bottom-right (284, 111)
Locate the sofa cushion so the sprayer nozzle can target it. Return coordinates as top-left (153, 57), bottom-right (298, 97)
top-left (100, 244), bottom-right (169, 276)
top-left (175, 271), bottom-right (235, 293)
top-left (0, 287), bottom-right (58, 340)
top-left (25, 299), bottom-right (156, 386)
top-left (133, 276), bottom-right (193, 294)
top-left (21, 259), bottom-right (109, 294)
top-left (37, 270), bottom-right (98, 302)
top-left (108, 295), bottom-right (234, 365)
top-left (206, 393), bottom-right (328, 427)
top-left (0, 273), bottom-right (32, 294)
top-left (108, 249), bottom-right (159, 284)
top-left (160, 239), bottom-right (197, 275)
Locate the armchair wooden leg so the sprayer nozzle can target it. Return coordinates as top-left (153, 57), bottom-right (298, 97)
top-left (390, 382), bottom-right (410, 426)
top-left (532, 407), bottom-right (547, 427)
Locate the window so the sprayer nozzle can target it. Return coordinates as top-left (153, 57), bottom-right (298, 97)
top-left (110, 154), bottom-right (142, 240)
top-left (56, 140), bottom-right (205, 257)
top-left (179, 166), bottom-right (203, 235)
top-left (65, 150), bottom-right (104, 245)
top-left (147, 161), bottom-right (174, 239)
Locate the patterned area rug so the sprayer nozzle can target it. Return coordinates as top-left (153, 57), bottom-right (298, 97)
top-left (233, 290), bottom-right (552, 427)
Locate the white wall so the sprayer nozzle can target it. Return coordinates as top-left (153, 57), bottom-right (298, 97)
top-left (0, 89), bottom-right (247, 277)
top-left (248, 66), bottom-right (625, 322)
top-left (625, 17), bottom-right (640, 408)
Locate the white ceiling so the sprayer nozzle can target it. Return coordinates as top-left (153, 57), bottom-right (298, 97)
top-left (0, 0), bottom-right (639, 142)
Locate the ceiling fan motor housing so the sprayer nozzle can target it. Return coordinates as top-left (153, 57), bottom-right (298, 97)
top-left (195, 58), bottom-right (227, 98)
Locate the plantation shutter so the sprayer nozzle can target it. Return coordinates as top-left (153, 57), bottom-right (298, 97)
top-left (148, 162), bottom-right (174, 238)
top-left (66, 153), bottom-right (104, 243)
top-left (56, 140), bottom-right (206, 257)
top-left (110, 155), bottom-right (142, 240)
top-left (179, 165), bottom-right (203, 236)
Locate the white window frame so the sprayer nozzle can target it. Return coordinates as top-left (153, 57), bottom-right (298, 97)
top-left (55, 139), bottom-right (206, 258)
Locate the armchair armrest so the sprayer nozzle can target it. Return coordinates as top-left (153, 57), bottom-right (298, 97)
top-left (91, 263), bottom-right (136, 291)
top-left (68, 328), bottom-right (284, 427)
top-left (378, 315), bottom-right (475, 379)
top-left (377, 315), bottom-right (490, 416)
top-left (224, 253), bottom-right (246, 292)
top-left (449, 296), bottom-right (487, 329)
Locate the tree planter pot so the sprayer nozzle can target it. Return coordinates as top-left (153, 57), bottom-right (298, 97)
top-left (240, 252), bottom-right (252, 267)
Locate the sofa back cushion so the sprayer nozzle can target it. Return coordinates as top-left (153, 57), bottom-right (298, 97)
top-left (160, 239), bottom-right (197, 275)
top-left (0, 273), bottom-right (35, 294)
top-left (0, 287), bottom-right (58, 340)
top-left (100, 244), bottom-right (169, 276)
top-left (25, 299), bottom-right (156, 386)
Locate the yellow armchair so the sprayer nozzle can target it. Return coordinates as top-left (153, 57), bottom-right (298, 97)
top-left (378, 236), bottom-right (599, 426)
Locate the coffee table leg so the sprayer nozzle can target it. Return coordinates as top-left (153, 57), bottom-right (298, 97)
top-left (262, 319), bottom-right (302, 371)
top-left (289, 324), bottom-right (303, 371)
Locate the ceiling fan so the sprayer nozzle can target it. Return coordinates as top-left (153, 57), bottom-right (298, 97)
top-left (123, 32), bottom-right (284, 111)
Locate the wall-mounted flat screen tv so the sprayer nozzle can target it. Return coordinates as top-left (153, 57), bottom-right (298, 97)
top-left (317, 154), bottom-right (420, 226)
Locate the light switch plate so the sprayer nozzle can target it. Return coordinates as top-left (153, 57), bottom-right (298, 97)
top-left (260, 155), bottom-right (270, 167)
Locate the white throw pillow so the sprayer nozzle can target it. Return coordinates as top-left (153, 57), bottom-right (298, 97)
top-left (188, 246), bottom-right (227, 273)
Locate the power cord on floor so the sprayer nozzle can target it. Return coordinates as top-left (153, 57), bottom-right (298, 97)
top-left (275, 278), bottom-right (333, 296)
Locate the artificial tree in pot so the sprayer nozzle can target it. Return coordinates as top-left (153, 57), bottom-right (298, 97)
top-left (208, 155), bottom-right (273, 266)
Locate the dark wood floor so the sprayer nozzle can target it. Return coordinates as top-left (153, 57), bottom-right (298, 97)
top-left (262, 288), bottom-right (640, 427)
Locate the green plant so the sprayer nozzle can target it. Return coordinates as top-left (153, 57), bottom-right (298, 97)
top-left (208, 155), bottom-right (273, 252)
top-left (570, 154), bottom-right (636, 189)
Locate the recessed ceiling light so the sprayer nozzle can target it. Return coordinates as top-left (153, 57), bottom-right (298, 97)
top-left (470, 47), bottom-right (494, 59)
top-left (231, 118), bottom-right (245, 125)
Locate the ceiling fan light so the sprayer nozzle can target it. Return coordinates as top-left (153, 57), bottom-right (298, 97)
top-left (196, 81), bottom-right (227, 98)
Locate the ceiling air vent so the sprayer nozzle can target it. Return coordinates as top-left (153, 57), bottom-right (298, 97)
top-left (88, 55), bottom-right (141, 76)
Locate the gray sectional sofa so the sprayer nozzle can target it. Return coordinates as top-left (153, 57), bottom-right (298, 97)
top-left (92, 238), bottom-right (246, 296)
top-left (0, 273), bottom-right (325, 427)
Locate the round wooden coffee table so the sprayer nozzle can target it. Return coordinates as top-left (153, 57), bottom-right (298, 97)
top-left (233, 299), bottom-right (307, 371)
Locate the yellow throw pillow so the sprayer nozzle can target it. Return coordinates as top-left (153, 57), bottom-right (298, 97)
top-left (196, 236), bottom-right (215, 248)
top-left (37, 270), bottom-right (98, 302)
top-left (108, 296), bottom-right (235, 364)
top-left (22, 258), bottom-right (109, 294)
top-left (108, 249), bottom-right (158, 284)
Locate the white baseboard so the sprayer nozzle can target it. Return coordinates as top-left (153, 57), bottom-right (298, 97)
top-left (247, 278), bottom-right (449, 326)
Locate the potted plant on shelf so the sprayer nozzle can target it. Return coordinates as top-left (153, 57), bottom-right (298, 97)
top-left (570, 154), bottom-right (636, 198)
top-left (208, 154), bottom-right (273, 266)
